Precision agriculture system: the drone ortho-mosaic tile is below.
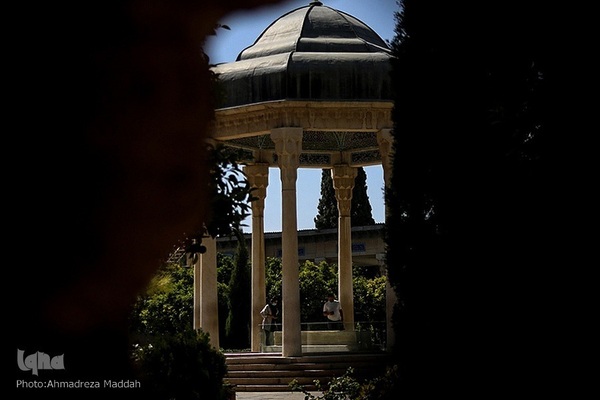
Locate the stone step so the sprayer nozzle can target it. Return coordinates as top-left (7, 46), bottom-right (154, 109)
top-left (224, 352), bottom-right (392, 392)
top-left (232, 384), bottom-right (318, 393)
top-left (226, 361), bottom-right (378, 371)
top-left (263, 344), bottom-right (357, 352)
top-left (226, 369), bottom-right (348, 378)
top-left (226, 375), bottom-right (326, 386)
top-left (225, 352), bottom-right (388, 363)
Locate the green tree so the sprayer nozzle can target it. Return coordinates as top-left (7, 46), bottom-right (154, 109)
top-left (314, 169), bottom-right (338, 229)
top-left (314, 167), bottom-right (375, 229)
top-left (132, 329), bottom-right (227, 400)
top-left (130, 262), bottom-right (194, 336)
top-left (129, 262), bottom-right (228, 399)
top-left (217, 280), bottom-right (230, 346)
top-left (217, 253), bottom-right (234, 343)
top-left (351, 167), bottom-right (376, 227)
top-left (265, 256), bottom-right (283, 302)
top-left (217, 252), bottom-right (235, 286)
top-left (265, 258), bottom-right (385, 328)
top-left (299, 261), bottom-right (338, 323)
top-left (387, 0), bottom-right (560, 395)
top-left (353, 274), bottom-right (386, 323)
top-left (224, 232), bottom-right (251, 349)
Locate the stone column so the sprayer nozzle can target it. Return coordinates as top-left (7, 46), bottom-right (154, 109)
top-left (245, 163), bottom-right (269, 352)
top-left (271, 127), bottom-right (303, 357)
top-left (332, 164), bottom-right (357, 331)
top-left (195, 235), bottom-right (219, 349)
top-left (377, 129), bottom-right (396, 350)
top-left (377, 129), bottom-right (393, 191)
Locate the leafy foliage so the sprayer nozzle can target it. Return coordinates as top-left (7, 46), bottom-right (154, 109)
top-left (265, 256), bottom-right (283, 302)
top-left (130, 263), bottom-right (194, 336)
top-left (298, 261), bottom-right (338, 322)
top-left (131, 329), bottom-right (228, 400)
top-left (263, 258), bottom-right (385, 325)
top-left (129, 263), bottom-right (228, 400)
top-left (173, 143), bottom-right (256, 260)
top-left (353, 275), bottom-right (386, 323)
top-left (132, 256), bottom-right (385, 354)
top-left (204, 144), bottom-right (256, 239)
top-left (290, 365), bottom-right (401, 400)
top-left (217, 252), bottom-right (235, 285)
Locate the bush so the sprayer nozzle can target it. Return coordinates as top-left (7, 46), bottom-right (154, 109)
top-left (291, 365), bottom-right (401, 400)
top-left (131, 328), bottom-right (228, 400)
top-left (129, 263), bottom-right (229, 399)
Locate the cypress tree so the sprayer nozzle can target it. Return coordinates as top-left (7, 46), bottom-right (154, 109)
top-left (351, 167), bottom-right (376, 227)
top-left (314, 169), bottom-right (338, 229)
top-left (314, 167), bottom-right (375, 229)
top-left (225, 231), bottom-right (251, 349)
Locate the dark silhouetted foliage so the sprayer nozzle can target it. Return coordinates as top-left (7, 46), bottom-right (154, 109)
top-left (314, 167), bottom-right (375, 229)
top-left (385, 0), bottom-right (580, 396)
top-left (314, 169), bottom-right (339, 229)
top-left (224, 233), bottom-right (251, 349)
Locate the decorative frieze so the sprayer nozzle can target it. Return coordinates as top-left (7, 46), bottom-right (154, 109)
top-left (211, 100), bottom-right (393, 139)
top-left (351, 150), bottom-right (381, 165)
top-left (299, 153), bottom-right (331, 166)
top-left (302, 131), bottom-right (378, 151)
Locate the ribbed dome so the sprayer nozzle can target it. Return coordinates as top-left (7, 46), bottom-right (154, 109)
top-left (212, 1), bottom-right (392, 108)
top-left (237, 1), bottom-right (390, 60)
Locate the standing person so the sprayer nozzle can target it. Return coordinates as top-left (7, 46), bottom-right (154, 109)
top-left (270, 297), bottom-right (281, 332)
top-left (260, 298), bottom-right (279, 346)
top-left (323, 293), bottom-right (344, 330)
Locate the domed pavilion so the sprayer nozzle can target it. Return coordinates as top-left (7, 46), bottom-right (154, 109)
top-left (202, 1), bottom-right (395, 356)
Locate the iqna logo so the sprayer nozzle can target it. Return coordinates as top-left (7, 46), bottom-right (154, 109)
top-left (17, 349), bottom-right (65, 376)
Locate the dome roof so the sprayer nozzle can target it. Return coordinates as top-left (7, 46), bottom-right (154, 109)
top-left (237, 1), bottom-right (390, 60)
top-left (212, 1), bottom-right (393, 109)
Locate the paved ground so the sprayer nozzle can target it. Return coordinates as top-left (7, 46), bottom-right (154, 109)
top-left (236, 392), bottom-right (319, 399)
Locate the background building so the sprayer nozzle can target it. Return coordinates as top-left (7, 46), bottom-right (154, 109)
top-left (217, 224), bottom-right (386, 269)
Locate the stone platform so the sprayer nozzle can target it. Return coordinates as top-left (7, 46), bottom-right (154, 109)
top-left (266, 330), bottom-right (361, 352)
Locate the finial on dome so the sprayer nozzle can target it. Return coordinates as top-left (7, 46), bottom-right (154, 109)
top-left (309, 1), bottom-right (323, 6)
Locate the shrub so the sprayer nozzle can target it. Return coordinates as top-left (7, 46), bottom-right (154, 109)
top-left (131, 328), bottom-right (228, 400)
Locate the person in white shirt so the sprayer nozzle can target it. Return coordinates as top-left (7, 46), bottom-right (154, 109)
top-left (322, 293), bottom-right (344, 330)
top-left (260, 298), bottom-right (279, 345)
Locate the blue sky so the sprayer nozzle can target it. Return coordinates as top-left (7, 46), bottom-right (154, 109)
top-left (205, 0), bottom-right (400, 232)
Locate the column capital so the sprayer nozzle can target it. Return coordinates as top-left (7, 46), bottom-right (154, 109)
top-left (332, 164), bottom-right (357, 217)
top-left (245, 163), bottom-right (269, 217)
top-left (245, 163), bottom-right (270, 187)
top-left (271, 128), bottom-right (303, 190)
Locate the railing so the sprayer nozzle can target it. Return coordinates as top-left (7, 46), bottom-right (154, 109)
top-left (165, 246), bottom-right (186, 264)
top-left (259, 321), bottom-right (386, 353)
